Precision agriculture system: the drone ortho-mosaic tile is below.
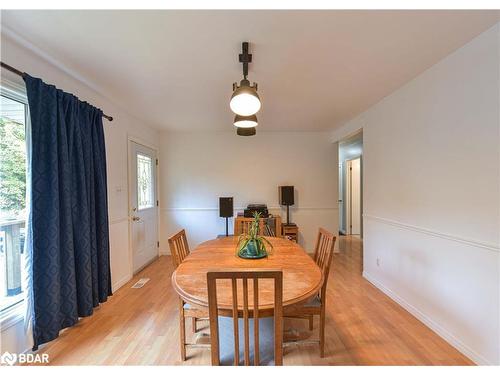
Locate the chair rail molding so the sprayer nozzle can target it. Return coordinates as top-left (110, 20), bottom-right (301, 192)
top-left (363, 214), bottom-right (499, 253)
top-left (109, 217), bottom-right (129, 225)
top-left (161, 206), bottom-right (339, 212)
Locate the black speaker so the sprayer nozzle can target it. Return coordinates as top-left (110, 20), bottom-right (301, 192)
top-left (279, 186), bottom-right (294, 206)
top-left (219, 197), bottom-right (233, 218)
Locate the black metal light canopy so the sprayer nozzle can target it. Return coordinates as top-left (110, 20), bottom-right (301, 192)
top-left (236, 127), bottom-right (257, 136)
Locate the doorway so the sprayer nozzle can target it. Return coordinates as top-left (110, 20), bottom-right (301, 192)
top-left (346, 157), bottom-right (361, 235)
top-left (338, 130), bottom-right (363, 237)
top-left (129, 140), bottom-right (159, 274)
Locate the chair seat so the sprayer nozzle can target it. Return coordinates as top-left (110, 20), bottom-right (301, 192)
top-left (183, 302), bottom-right (205, 310)
top-left (218, 316), bottom-right (276, 366)
top-left (183, 302), bottom-right (208, 319)
top-left (304, 295), bottom-right (321, 307)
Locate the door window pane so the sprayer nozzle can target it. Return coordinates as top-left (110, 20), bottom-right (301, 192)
top-left (0, 94), bottom-right (27, 312)
top-left (137, 153), bottom-right (154, 210)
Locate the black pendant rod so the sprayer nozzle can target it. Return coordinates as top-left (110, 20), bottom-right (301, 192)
top-left (238, 42), bottom-right (252, 80)
top-left (1, 61), bottom-right (114, 122)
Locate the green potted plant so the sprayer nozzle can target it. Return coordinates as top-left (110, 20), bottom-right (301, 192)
top-left (237, 212), bottom-right (273, 259)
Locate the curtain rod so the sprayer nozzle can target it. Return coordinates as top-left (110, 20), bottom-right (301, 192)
top-left (1, 61), bottom-right (113, 122)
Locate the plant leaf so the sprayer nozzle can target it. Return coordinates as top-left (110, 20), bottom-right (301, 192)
top-left (237, 238), bottom-right (250, 254)
top-left (260, 236), bottom-right (274, 254)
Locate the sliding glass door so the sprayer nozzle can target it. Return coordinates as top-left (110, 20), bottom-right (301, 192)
top-left (0, 89), bottom-right (28, 314)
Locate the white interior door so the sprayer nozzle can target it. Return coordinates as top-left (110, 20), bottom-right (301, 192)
top-left (129, 141), bottom-right (158, 273)
top-left (350, 158), bottom-right (361, 235)
top-left (338, 160), bottom-right (344, 233)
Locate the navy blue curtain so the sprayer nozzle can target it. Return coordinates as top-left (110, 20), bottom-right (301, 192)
top-left (24, 74), bottom-right (112, 349)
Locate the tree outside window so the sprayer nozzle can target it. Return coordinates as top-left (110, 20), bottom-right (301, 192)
top-left (0, 94), bottom-right (27, 312)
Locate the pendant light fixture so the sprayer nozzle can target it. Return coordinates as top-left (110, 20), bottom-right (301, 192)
top-left (231, 42), bottom-right (260, 136)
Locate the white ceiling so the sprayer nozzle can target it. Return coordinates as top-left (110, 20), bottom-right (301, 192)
top-left (1, 10), bottom-right (499, 132)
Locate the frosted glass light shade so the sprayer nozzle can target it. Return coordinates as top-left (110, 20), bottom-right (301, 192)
top-left (234, 114), bottom-right (258, 128)
top-left (230, 81), bottom-right (261, 116)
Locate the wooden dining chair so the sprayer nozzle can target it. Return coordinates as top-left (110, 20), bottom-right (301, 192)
top-left (207, 269), bottom-right (283, 366)
top-left (168, 229), bottom-right (190, 268)
top-left (234, 217), bottom-right (265, 236)
top-left (168, 229), bottom-right (209, 360)
top-left (285, 228), bottom-right (336, 357)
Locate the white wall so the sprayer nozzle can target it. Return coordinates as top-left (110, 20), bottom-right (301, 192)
top-left (332, 23), bottom-right (500, 365)
top-left (159, 131), bottom-right (338, 253)
top-left (0, 33), bottom-right (160, 354)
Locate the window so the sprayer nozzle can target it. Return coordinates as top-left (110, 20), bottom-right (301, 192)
top-left (137, 153), bottom-right (154, 210)
top-left (0, 88), bottom-right (27, 313)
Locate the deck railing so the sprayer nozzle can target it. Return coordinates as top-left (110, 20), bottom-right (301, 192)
top-left (0, 218), bottom-right (25, 308)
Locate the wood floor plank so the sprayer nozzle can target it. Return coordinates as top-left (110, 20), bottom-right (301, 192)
top-left (32, 235), bottom-right (473, 365)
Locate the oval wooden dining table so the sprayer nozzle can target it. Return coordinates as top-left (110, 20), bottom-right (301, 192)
top-left (172, 236), bottom-right (322, 316)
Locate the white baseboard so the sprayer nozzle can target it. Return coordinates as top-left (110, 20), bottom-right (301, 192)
top-left (363, 271), bottom-right (490, 365)
top-left (111, 274), bottom-right (132, 293)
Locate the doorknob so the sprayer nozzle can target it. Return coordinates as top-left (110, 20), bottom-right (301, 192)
top-left (132, 216), bottom-right (141, 222)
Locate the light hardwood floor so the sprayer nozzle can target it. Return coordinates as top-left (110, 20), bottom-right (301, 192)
top-left (33, 236), bottom-right (473, 365)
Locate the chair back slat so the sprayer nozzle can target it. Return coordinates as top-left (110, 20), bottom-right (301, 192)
top-left (235, 218), bottom-right (265, 236)
top-left (253, 278), bottom-right (260, 366)
top-left (208, 276), bottom-right (221, 365)
top-left (242, 278), bottom-right (250, 365)
top-left (168, 229), bottom-right (190, 268)
top-left (231, 279), bottom-right (240, 365)
top-left (313, 228), bottom-right (337, 299)
top-left (207, 270), bottom-right (283, 366)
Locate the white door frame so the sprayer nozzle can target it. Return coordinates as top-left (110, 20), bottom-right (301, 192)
top-left (127, 135), bottom-right (160, 276)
